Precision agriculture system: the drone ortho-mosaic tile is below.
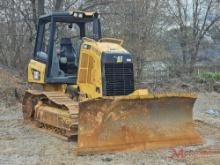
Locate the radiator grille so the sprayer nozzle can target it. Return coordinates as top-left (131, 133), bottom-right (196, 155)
top-left (104, 63), bottom-right (134, 96)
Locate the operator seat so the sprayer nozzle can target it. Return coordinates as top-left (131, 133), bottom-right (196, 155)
top-left (59, 38), bottom-right (77, 75)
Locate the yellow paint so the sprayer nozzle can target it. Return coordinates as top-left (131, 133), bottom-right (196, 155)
top-left (76, 37), bottom-right (129, 99)
top-left (42, 84), bottom-right (67, 92)
top-left (99, 38), bottom-right (124, 45)
top-left (101, 89), bottom-right (197, 100)
top-left (69, 10), bottom-right (97, 17)
top-left (27, 37), bottom-right (133, 99)
top-left (28, 59), bottom-right (46, 84)
top-left (77, 39), bottom-right (102, 98)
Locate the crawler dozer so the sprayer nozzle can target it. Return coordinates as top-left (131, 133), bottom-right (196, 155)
top-left (22, 10), bottom-right (202, 155)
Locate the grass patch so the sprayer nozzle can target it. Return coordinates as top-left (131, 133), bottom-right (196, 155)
top-left (197, 72), bottom-right (220, 80)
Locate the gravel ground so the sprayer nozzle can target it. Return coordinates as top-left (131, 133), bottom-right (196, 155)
top-left (0, 93), bottom-right (220, 165)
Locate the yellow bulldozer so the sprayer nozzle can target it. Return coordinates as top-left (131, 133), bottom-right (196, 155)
top-left (22, 10), bottom-right (202, 155)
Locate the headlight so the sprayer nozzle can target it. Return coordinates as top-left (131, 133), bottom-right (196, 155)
top-left (78, 13), bottom-right (83, 18)
top-left (32, 70), bottom-right (40, 80)
top-left (73, 12), bottom-right (78, 17)
top-left (73, 12), bottom-right (83, 18)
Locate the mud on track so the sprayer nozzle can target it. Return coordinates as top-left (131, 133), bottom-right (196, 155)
top-left (0, 93), bottom-right (220, 165)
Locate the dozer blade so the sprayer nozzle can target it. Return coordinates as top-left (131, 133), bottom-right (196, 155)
top-left (76, 93), bottom-right (202, 155)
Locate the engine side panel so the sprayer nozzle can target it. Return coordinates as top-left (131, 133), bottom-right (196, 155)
top-left (77, 42), bottom-right (103, 98)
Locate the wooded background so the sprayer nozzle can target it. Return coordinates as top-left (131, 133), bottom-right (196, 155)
top-left (0, 0), bottom-right (220, 81)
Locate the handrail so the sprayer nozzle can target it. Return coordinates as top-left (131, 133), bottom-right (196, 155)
top-left (99, 38), bottom-right (123, 45)
top-left (82, 37), bottom-right (97, 44)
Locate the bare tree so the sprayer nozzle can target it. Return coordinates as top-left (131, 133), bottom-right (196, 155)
top-left (166, 0), bottom-right (220, 73)
top-left (38, 0), bottom-right (45, 16)
top-left (30, 0), bottom-right (37, 28)
top-left (81, 0), bottom-right (114, 11)
top-left (102, 0), bottom-right (166, 81)
top-left (54, 0), bottom-right (64, 11)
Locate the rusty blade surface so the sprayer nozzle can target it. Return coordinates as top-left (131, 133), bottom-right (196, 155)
top-left (76, 95), bottom-right (202, 155)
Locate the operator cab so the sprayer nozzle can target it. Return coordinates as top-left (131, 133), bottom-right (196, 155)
top-left (33, 11), bottom-right (101, 84)
top-left (58, 37), bottom-right (77, 74)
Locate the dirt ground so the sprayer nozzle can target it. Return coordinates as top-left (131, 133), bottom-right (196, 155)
top-left (1, 66), bottom-right (220, 165)
top-left (0, 93), bottom-right (220, 165)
